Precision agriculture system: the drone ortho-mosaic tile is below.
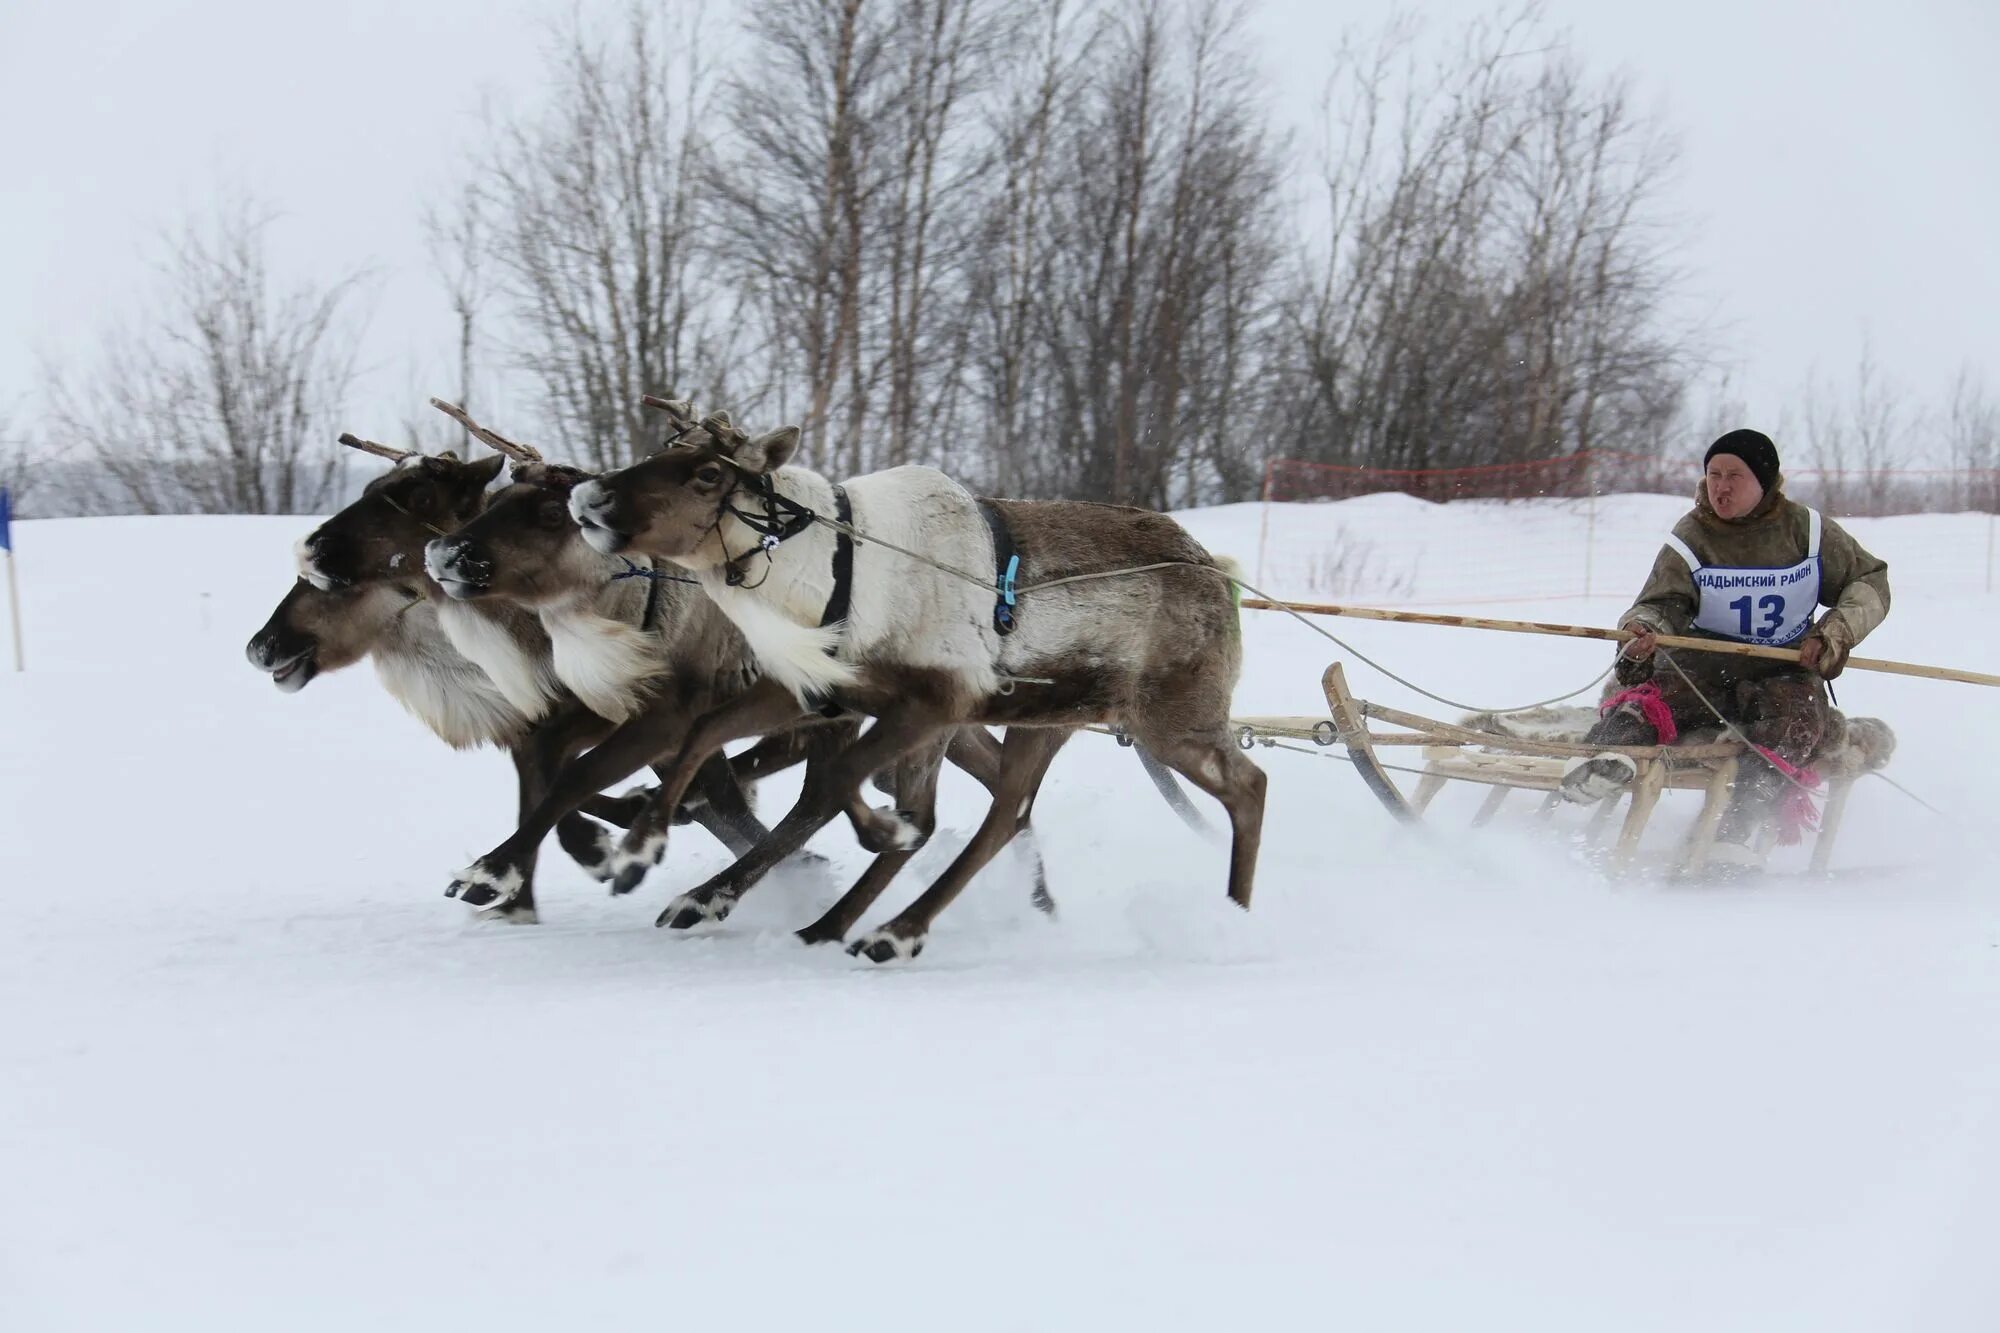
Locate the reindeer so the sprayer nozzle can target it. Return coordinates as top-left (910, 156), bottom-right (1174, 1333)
top-left (567, 399), bottom-right (1264, 961)
top-left (418, 402), bottom-right (1069, 928)
top-left (265, 433), bottom-right (770, 920)
top-left (246, 574), bottom-right (657, 904)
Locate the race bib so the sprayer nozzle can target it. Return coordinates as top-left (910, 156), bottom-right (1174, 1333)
top-left (1663, 509), bottom-right (1823, 647)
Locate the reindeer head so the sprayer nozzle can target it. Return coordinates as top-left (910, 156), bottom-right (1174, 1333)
top-left (294, 437), bottom-right (504, 591)
top-left (245, 577), bottom-right (425, 693)
top-left (569, 398), bottom-right (802, 565)
top-left (423, 461), bottom-right (609, 607)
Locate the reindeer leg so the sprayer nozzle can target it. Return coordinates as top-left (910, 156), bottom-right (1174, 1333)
top-left (605, 680), bottom-right (813, 897)
top-left (850, 728), bottom-right (1072, 963)
top-left (837, 720), bottom-right (955, 856)
top-left (942, 724), bottom-right (1055, 917)
top-left (653, 716), bottom-right (949, 929)
top-left (486, 745), bottom-right (554, 923)
top-left (447, 708), bottom-right (698, 909)
top-left (678, 752), bottom-right (773, 856)
top-left (796, 746), bottom-right (947, 944)
top-left (659, 724), bottom-right (859, 927)
top-left (1131, 725), bottom-right (1267, 910)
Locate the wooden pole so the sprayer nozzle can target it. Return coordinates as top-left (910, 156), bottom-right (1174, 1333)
top-left (1243, 597), bottom-right (2000, 689)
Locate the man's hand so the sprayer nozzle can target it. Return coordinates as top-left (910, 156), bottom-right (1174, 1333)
top-left (1619, 623), bottom-right (1658, 662)
top-left (1800, 615), bottom-right (1853, 679)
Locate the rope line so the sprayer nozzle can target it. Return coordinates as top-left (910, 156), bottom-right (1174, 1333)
top-left (802, 508), bottom-right (1612, 716)
top-left (1654, 649), bottom-right (1823, 797)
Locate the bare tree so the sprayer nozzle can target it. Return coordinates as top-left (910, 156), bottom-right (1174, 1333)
top-left (1945, 366), bottom-right (1998, 511)
top-left (0, 407), bottom-right (35, 516)
top-left (462, 4), bottom-right (729, 470)
top-left (1278, 4), bottom-right (1701, 484)
top-left (421, 182), bottom-right (490, 455)
top-left (964, 0), bottom-right (1091, 493)
top-left (41, 198), bottom-right (367, 515)
top-left (717, 0), bottom-right (893, 472)
top-left (972, 0), bottom-right (1288, 507)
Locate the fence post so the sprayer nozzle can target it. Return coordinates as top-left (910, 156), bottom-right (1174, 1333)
top-left (1582, 450), bottom-right (1596, 599)
top-left (1255, 456), bottom-right (1275, 590)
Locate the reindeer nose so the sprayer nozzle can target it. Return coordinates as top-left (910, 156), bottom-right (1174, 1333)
top-left (246, 632), bottom-right (276, 669)
top-left (426, 536), bottom-right (489, 580)
top-left (569, 480), bottom-right (610, 521)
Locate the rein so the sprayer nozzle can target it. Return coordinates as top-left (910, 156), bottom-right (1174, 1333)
top-left (704, 458), bottom-right (1612, 716)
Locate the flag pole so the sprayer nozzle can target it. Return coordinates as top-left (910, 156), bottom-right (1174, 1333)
top-left (5, 546), bottom-right (20, 672)
top-left (2, 485), bottom-right (19, 671)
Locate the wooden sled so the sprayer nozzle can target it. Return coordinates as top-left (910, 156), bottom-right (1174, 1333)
top-left (1234, 664), bottom-right (1880, 877)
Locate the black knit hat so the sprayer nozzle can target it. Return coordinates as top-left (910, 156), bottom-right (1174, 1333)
top-left (1704, 429), bottom-right (1780, 493)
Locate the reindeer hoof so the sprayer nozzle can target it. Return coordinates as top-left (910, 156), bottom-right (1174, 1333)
top-left (476, 901), bottom-right (540, 925)
top-left (847, 929), bottom-right (925, 964)
top-left (448, 860), bottom-right (522, 910)
top-left (605, 832), bottom-right (667, 896)
top-left (854, 808), bottom-right (930, 856)
top-left (555, 817), bottom-right (619, 882)
top-left (657, 889), bottom-right (735, 931)
top-left (795, 920), bottom-right (845, 946)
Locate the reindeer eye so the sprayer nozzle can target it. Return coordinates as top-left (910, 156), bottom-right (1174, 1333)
top-left (695, 464), bottom-right (724, 486)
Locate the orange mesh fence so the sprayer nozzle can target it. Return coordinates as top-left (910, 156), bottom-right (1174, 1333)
top-left (1262, 453), bottom-right (2000, 514)
top-left (1251, 453), bottom-right (2000, 606)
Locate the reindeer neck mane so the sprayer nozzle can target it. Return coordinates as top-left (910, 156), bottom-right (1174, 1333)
top-left (434, 599), bottom-right (563, 721)
top-left (685, 464), bottom-right (864, 704)
top-left (371, 600), bottom-right (534, 749)
top-left (537, 564), bottom-right (667, 725)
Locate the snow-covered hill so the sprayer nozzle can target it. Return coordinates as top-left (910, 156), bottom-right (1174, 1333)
top-left (3, 500), bottom-right (1996, 1331)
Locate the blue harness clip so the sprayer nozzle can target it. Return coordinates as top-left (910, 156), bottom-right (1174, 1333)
top-left (994, 554), bottom-right (1019, 635)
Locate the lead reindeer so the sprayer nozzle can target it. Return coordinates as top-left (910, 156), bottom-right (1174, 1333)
top-left (570, 399), bottom-right (1265, 961)
top-left (246, 572), bottom-right (654, 903)
top-left (268, 434), bottom-right (766, 919)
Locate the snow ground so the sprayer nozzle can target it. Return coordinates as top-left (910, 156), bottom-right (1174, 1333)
top-left (3, 502), bottom-right (1997, 1331)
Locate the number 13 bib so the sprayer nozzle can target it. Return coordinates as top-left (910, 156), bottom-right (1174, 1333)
top-left (1662, 508), bottom-right (1823, 646)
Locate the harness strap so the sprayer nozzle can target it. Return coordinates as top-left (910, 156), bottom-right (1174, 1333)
top-left (640, 557), bottom-right (662, 630)
top-left (819, 485), bottom-right (854, 631)
top-left (806, 485), bottom-right (854, 720)
top-left (722, 471), bottom-right (818, 587)
top-left (977, 499), bottom-right (1022, 636)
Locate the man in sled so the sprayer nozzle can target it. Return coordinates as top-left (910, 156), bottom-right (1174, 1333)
top-left (1559, 429), bottom-right (1892, 868)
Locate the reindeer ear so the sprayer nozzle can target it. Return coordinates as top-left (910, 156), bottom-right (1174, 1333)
top-left (467, 453), bottom-right (506, 487)
top-left (734, 426), bottom-right (800, 475)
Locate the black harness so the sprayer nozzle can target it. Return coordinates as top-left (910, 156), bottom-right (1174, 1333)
top-left (976, 500), bottom-right (1022, 636)
top-left (720, 470), bottom-right (819, 588)
top-left (807, 485), bottom-right (855, 718)
top-left (819, 485), bottom-right (854, 631)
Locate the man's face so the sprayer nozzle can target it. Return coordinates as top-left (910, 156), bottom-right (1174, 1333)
top-left (1706, 453), bottom-right (1764, 519)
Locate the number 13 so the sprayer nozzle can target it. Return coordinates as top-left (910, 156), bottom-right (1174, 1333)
top-left (1729, 594), bottom-right (1786, 638)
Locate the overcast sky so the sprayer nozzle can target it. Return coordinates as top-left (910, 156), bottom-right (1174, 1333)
top-left (3, 0), bottom-right (1995, 459)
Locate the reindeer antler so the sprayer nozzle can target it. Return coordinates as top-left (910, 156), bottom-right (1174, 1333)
top-left (640, 394), bottom-right (696, 426)
top-left (338, 432), bottom-right (418, 463)
top-left (429, 398), bottom-right (544, 463)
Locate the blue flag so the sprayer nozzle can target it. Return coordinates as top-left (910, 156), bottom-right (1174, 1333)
top-left (0, 484), bottom-right (11, 553)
